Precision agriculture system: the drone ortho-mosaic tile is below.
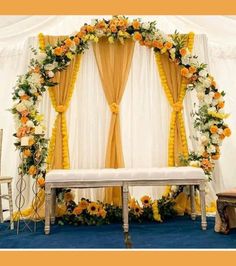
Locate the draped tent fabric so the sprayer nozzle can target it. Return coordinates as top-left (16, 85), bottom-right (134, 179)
top-left (93, 38), bottom-right (135, 205)
top-left (42, 35), bottom-right (82, 170)
top-left (0, 15), bottom-right (233, 219)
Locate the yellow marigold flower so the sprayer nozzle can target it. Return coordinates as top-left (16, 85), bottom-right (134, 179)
top-left (141, 195), bottom-right (152, 207)
top-left (87, 202), bottom-right (99, 215)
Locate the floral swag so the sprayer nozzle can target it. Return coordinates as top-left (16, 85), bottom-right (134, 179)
top-left (11, 16), bottom-right (231, 223)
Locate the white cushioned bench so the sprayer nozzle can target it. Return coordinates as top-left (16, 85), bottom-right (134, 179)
top-left (44, 167), bottom-right (207, 236)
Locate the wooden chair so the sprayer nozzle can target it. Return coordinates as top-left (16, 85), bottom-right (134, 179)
top-left (0, 129), bottom-right (14, 229)
top-left (216, 190), bottom-right (236, 234)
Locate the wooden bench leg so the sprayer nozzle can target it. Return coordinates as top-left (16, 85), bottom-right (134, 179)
top-left (7, 182), bottom-right (14, 230)
top-left (50, 188), bottom-right (56, 224)
top-left (200, 182), bottom-right (207, 230)
top-left (122, 185), bottom-right (132, 248)
top-left (0, 185), bottom-right (3, 223)
top-left (45, 186), bottom-right (51, 235)
top-left (190, 185), bottom-right (196, 220)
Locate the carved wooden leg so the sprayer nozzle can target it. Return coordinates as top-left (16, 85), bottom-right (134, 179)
top-left (200, 182), bottom-right (207, 230)
top-left (217, 200), bottom-right (229, 234)
top-left (44, 185), bottom-right (51, 235)
top-left (7, 182), bottom-right (14, 230)
top-left (122, 184), bottom-right (132, 248)
top-left (0, 185), bottom-right (3, 223)
top-left (190, 185), bottom-right (196, 220)
top-left (50, 188), bottom-right (56, 224)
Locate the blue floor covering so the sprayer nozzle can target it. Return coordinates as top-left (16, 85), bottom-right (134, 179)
top-left (0, 216), bottom-right (236, 249)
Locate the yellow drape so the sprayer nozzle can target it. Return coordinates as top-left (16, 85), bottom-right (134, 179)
top-left (93, 38), bottom-right (135, 206)
top-left (44, 35), bottom-right (82, 170)
top-left (156, 33), bottom-right (194, 167)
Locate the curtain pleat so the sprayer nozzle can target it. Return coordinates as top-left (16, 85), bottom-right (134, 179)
top-left (93, 38), bottom-right (135, 205)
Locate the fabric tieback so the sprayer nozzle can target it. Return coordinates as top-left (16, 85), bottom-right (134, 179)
top-left (56, 105), bottom-right (66, 113)
top-left (172, 102), bottom-right (183, 113)
top-left (109, 102), bottom-right (119, 114)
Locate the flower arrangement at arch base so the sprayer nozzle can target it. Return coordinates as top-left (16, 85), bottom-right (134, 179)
top-left (57, 192), bottom-right (177, 226)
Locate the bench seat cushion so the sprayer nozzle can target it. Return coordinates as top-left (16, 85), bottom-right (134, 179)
top-left (46, 167), bottom-right (206, 183)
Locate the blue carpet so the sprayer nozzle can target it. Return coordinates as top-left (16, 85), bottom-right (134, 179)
top-left (0, 216), bottom-right (236, 249)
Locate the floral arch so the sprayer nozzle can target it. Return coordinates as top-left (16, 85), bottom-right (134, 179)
top-left (11, 16), bottom-right (231, 221)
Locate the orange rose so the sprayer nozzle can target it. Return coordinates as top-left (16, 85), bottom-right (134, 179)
top-left (110, 24), bottom-right (117, 33)
top-left (212, 154), bottom-right (220, 160)
top-left (211, 80), bottom-right (216, 87)
top-left (54, 47), bottom-right (63, 56)
top-left (152, 40), bottom-right (164, 49)
top-left (133, 31), bottom-right (142, 41)
top-left (37, 177), bottom-right (45, 187)
top-left (20, 110), bottom-right (29, 117)
top-left (132, 20), bottom-right (140, 29)
top-left (16, 127), bottom-right (27, 138)
top-left (164, 42), bottom-right (173, 49)
top-left (223, 127), bottom-right (231, 137)
top-left (210, 125), bottom-right (218, 134)
top-left (28, 138), bottom-right (35, 146)
top-left (73, 37), bottom-right (80, 45)
top-left (179, 48), bottom-right (187, 56)
top-left (214, 92), bottom-right (221, 99)
top-left (86, 25), bottom-right (95, 32)
top-left (23, 149), bottom-right (31, 157)
top-left (139, 40), bottom-right (145, 46)
top-left (118, 20), bottom-right (125, 27)
top-left (20, 95), bottom-right (30, 101)
top-left (28, 165), bottom-right (37, 176)
top-left (202, 151), bottom-right (209, 158)
top-left (201, 158), bottom-right (213, 170)
top-left (180, 67), bottom-right (189, 77)
top-left (64, 38), bottom-right (74, 47)
top-left (219, 134), bottom-right (225, 140)
top-left (144, 40), bottom-right (152, 47)
top-left (189, 66), bottom-right (197, 74)
top-left (21, 116), bottom-right (28, 124)
top-left (33, 66), bottom-right (40, 73)
top-left (217, 102), bottom-right (225, 109)
top-left (77, 31), bottom-right (86, 38)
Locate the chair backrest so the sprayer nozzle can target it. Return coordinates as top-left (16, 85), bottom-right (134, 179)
top-left (0, 129), bottom-right (2, 175)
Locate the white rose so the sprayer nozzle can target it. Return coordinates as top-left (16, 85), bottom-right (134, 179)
top-left (208, 107), bottom-right (216, 113)
top-left (171, 185), bottom-right (178, 192)
top-left (204, 95), bottom-right (213, 105)
top-left (199, 69), bottom-right (208, 78)
top-left (26, 120), bottom-right (34, 128)
top-left (190, 161), bottom-right (200, 167)
top-left (189, 57), bottom-right (199, 66)
top-left (197, 145), bottom-right (205, 156)
top-left (211, 134), bottom-right (220, 145)
top-left (182, 56), bottom-right (190, 65)
top-left (16, 102), bottom-right (27, 112)
top-left (27, 73), bottom-right (41, 88)
top-left (44, 62), bottom-right (58, 71)
top-left (197, 91), bottom-right (205, 101)
top-left (195, 82), bottom-right (205, 93)
top-left (18, 90), bottom-right (25, 97)
top-left (36, 52), bottom-right (47, 64)
top-left (200, 135), bottom-right (209, 145)
top-left (37, 95), bottom-right (43, 102)
top-left (47, 71), bottom-right (54, 78)
top-left (29, 86), bottom-right (37, 94)
top-left (91, 19), bottom-right (97, 26)
top-left (207, 145), bottom-right (216, 154)
top-left (218, 128), bottom-right (223, 135)
top-left (212, 99), bottom-right (219, 106)
top-left (22, 100), bottom-right (33, 108)
top-left (142, 22), bottom-right (150, 30)
top-left (209, 91), bottom-right (215, 98)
